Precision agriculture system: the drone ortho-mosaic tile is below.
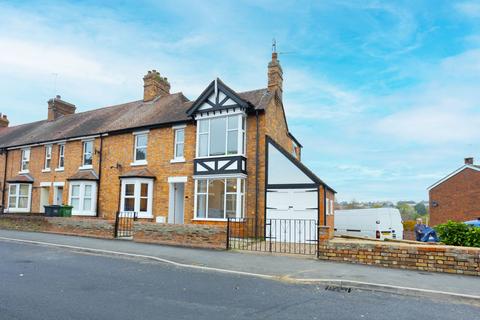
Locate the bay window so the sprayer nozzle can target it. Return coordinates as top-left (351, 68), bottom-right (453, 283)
top-left (68, 181), bottom-right (97, 216)
top-left (195, 178), bottom-right (245, 220)
top-left (196, 114), bottom-right (245, 157)
top-left (7, 183), bottom-right (32, 212)
top-left (120, 178), bottom-right (153, 218)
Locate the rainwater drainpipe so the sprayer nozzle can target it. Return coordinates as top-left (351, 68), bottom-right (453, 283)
top-left (1, 148), bottom-right (7, 212)
top-left (95, 135), bottom-right (104, 217)
top-left (255, 110), bottom-right (260, 237)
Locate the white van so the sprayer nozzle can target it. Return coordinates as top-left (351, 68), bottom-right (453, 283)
top-left (334, 208), bottom-right (403, 240)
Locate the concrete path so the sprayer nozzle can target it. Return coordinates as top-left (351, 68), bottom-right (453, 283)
top-left (0, 229), bottom-right (479, 303)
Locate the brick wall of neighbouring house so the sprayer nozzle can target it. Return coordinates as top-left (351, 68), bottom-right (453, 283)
top-left (318, 240), bottom-right (480, 276)
top-left (429, 167), bottom-right (480, 225)
top-left (0, 214), bottom-right (114, 238)
top-left (133, 221), bottom-right (227, 249)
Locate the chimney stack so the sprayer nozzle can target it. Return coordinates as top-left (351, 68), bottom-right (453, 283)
top-left (48, 95), bottom-right (76, 121)
top-left (465, 157), bottom-right (474, 165)
top-left (267, 50), bottom-right (283, 100)
top-left (0, 113), bottom-right (9, 127)
top-left (143, 70), bottom-right (170, 102)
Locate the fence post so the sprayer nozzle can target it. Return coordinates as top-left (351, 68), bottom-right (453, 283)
top-left (316, 221), bottom-right (320, 258)
top-left (268, 219), bottom-right (272, 253)
top-left (114, 211), bottom-right (120, 238)
top-left (226, 217), bottom-right (230, 250)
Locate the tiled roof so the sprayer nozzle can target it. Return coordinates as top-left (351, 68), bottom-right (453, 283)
top-left (119, 168), bottom-right (156, 179)
top-left (67, 170), bottom-right (99, 181)
top-left (0, 88), bottom-right (270, 149)
top-left (6, 173), bottom-right (34, 183)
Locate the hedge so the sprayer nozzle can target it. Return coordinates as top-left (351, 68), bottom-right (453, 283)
top-left (435, 220), bottom-right (480, 247)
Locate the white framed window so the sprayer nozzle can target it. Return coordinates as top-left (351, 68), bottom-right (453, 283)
top-left (20, 148), bottom-right (30, 172)
top-left (196, 114), bottom-right (246, 158)
top-left (120, 178), bottom-right (153, 218)
top-left (68, 181), bottom-right (97, 216)
top-left (82, 140), bottom-right (93, 168)
top-left (132, 132), bottom-right (148, 165)
top-left (173, 128), bottom-right (185, 161)
top-left (329, 199), bottom-right (334, 215)
top-left (7, 183), bottom-right (32, 212)
top-left (57, 144), bottom-right (65, 170)
top-left (194, 177), bottom-right (245, 220)
top-left (43, 145), bottom-right (52, 170)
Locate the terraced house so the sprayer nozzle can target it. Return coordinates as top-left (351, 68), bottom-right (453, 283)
top-left (0, 53), bottom-right (335, 232)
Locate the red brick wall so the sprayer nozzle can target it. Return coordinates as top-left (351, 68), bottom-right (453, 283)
top-left (429, 167), bottom-right (480, 225)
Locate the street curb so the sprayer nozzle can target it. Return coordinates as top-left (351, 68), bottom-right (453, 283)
top-left (1, 236), bottom-right (479, 306)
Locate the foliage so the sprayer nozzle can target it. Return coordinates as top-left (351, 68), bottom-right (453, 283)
top-left (435, 221), bottom-right (480, 247)
top-left (414, 203), bottom-right (428, 215)
top-left (397, 203), bottom-right (416, 220)
top-left (402, 220), bottom-right (416, 231)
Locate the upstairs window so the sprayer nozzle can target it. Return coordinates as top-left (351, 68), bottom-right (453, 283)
top-left (174, 128), bottom-right (185, 160)
top-left (20, 149), bottom-right (30, 172)
top-left (133, 133), bottom-right (148, 164)
top-left (58, 144), bottom-right (65, 169)
top-left (197, 114), bottom-right (245, 157)
top-left (44, 145), bottom-right (52, 170)
top-left (82, 140), bottom-right (93, 167)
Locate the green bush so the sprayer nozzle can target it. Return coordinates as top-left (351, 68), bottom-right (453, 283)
top-left (435, 221), bottom-right (480, 247)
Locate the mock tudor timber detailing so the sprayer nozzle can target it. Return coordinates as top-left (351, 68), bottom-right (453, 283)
top-left (0, 53), bottom-right (334, 228)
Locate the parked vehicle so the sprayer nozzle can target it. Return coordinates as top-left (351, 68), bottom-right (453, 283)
top-left (334, 208), bottom-right (404, 240)
top-left (465, 218), bottom-right (480, 227)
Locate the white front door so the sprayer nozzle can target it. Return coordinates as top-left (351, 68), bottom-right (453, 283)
top-left (168, 183), bottom-right (184, 224)
top-left (39, 187), bottom-right (50, 213)
top-left (54, 186), bottom-right (63, 205)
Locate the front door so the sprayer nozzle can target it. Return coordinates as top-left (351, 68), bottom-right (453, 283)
top-left (169, 183), bottom-right (184, 224)
top-left (54, 186), bottom-right (63, 205)
top-left (39, 187), bottom-right (50, 213)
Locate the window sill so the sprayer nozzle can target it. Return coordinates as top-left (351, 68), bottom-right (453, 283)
top-left (79, 165), bottom-right (93, 170)
top-left (55, 168), bottom-right (64, 172)
top-left (42, 168), bottom-right (51, 173)
top-left (170, 158), bottom-right (186, 163)
top-left (195, 154), bottom-right (246, 160)
top-left (18, 170), bottom-right (29, 174)
top-left (130, 161), bottom-right (148, 166)
top-left (192, 218), bottom-right (240, 222)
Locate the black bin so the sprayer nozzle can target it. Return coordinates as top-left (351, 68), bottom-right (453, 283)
top-left (44, 205), bottom-right (61, 217)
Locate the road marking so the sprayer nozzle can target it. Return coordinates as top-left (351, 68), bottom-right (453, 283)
top-left (1, 235), bottom-right (479, 304)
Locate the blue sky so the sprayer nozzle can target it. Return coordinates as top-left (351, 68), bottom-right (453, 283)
top-left (1, 0), bottom-right (480, 202)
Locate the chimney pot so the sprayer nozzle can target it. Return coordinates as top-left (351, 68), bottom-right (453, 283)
top-left (143, 69), bottom-right (171, 102)
top-left (0, 113), bottom-right (9, 127)
top-left (465, 157), bottom-right (474, 165)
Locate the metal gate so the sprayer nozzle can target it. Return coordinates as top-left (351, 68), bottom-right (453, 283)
top-left (114, 211), bottom-right (137, 238)
top-left (227, 218), bottom-right (319, 255)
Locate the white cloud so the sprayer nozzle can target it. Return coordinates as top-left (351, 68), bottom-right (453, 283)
top-left (455, 2), bottom-right (480, 17)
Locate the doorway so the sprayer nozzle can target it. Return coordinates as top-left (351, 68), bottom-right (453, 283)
top-left (54, 186), bottom-right (64, 205)
top-left (39, 187), bottom-right (50, 213)
top-left (168, 182), bottom-right (184, 224)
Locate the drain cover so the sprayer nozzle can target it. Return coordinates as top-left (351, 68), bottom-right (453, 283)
top-left (325, 285), bottom-right (352, 293)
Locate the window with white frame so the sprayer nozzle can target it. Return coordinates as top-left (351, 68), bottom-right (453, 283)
top-left (120, 178), bottom-right (153, 218)
top-left (82, 140), bottom-right (93, 167)
top-left (195, 178), bottom-right (245, 220)
top-left (133, 133), bottom-right (148, 163)
top-left (20, 149), bottom-right (30, 172)
top-left (44, 145), bottom-right (52, 170)
top-left (173, 128), bottom-right (185, 160)
top-left (58, 144), bottom-right (65, 169)
top-left (8, 183), bottom-right (32, 212)
top-left (329, 199), bottom-right (334, 215)
top-left (197, 114), bottom-right (246, 157)
top-left (68, 181), bottom-right (97, 215)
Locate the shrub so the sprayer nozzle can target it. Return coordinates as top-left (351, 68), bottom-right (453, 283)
top-left (402, 220), bottom-right (416, 231)
top-left (435, 220), bottom-right (480, 247)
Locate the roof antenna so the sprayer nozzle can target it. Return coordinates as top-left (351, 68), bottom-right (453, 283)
top-left (272, 38), bottom-right (277, 53)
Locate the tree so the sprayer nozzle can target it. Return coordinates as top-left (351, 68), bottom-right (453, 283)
top-left (397, 203), bottom-right (415, 220)
top-left (414, 203), bottom-right (427, 216)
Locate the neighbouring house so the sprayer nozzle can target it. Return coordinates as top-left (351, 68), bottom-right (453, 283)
top-left (428, 157), bottom-right (480, 225)
top-left (0, 52), bottom-right (335, 232)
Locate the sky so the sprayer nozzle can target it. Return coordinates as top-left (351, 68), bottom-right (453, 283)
top-left (1, 0), bottom-right (480, 202)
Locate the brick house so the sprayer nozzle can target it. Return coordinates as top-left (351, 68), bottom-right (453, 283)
top-left (428, 157), bottom-right (480, 225)
top-left (0, 53), bottom-right (335, 231)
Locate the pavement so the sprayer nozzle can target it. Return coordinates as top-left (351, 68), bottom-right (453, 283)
top-left (0, 229), bottom-right (479, 305)
top-left (3, 240), bottom-right (478, 320)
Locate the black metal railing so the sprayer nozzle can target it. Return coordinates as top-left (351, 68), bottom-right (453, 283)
top-left (227, 217), bottom-right (319, 255)
top-left (114, 211), bottom-right (138, 238)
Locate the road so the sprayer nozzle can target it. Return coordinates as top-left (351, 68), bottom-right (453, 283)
top-left (0, 241), bottom-right (477, 320)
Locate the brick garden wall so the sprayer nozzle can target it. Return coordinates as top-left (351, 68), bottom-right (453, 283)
top-left (0, 214), bottom-right (114, 239)
top-left (133, 222), bottom-right (226, 250)
top-left (318, 239), bottom-right (480, 276)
